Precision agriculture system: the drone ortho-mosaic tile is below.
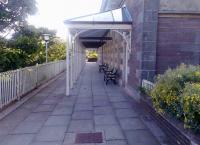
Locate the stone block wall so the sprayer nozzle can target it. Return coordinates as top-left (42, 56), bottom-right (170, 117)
top-left (125, 0), bottom-right (144, 88)
top-left (100, 0), bottom-right (200, 92)
top-left (156, 14), bottom-right (200, 74)
top-left (159, 0), bottom-right (200, 12)
top-left (102, 31), bottom-right (124, 84)
top-left (156, 0), bottom-right (200, 74)
top-left (124, 0), bottom-right (200, 86)
top-left (141, 0), bottom-right (159, 81)
top-left (124, 0), bottom-right (159, 86)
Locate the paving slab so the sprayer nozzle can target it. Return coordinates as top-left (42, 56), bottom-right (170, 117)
top-left (125, 130), bottom-right (160, 145)
top-left (0, 134), bottom-right (35, 145)
top-left (74, 104), bottom-right (93, 111)
top-left (119, 118), bottom-right (147, 131)
top-left (76, 98), bottom-right (93, 104)
top-left (93, 99), bottom-right (110, 107)
top-left (35, 126), bottom-right (66, 141)
top-left (32, 104), bottom-right (55, 112)
top-left (29, 141), bottom-right (62, 145)
top-left (12, 122), bottom-right (43, 134)
top-left (63, 133), bottom-right (76, 144)
top-left (44, 115), bottom-right (71, 126)
top-left (107, 140), bottom-right (128, 145)
top-left (72, 111), bottom-right (93, 120)
top-left (68, 120), bottom-right (94, 133)
top-left (23, 112), bottom-right (50, 123)
top-left (112, 102), bottom-right (132, 109)
top-left (109, 96), bottom-right (127, 102)
top-left (52, 106), bottom-right (73, 115)
top-left (95, 125), bottom-right (125, 140)
top-left (0, 62), bottom-right (163, 145)
top-left (94, 106), bottom-right (114, 115)
top-left (115, 109), bottom-right (138, 118)
top-left (94, 115), bottom-right (118, 125)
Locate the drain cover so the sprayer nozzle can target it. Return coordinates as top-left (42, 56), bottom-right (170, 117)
top-left (75, 132), bottom-right (103, 143)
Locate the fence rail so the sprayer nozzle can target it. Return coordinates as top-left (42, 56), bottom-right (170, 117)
top-left (142, 79), bottom-right (155, 91)
top-left (0, 60), bottom-right (66, 109)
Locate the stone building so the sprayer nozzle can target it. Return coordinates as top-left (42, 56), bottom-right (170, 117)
top-left (100, 0), bottom-right (200, 99)
top-left (65, 0), bottom-right (200, 99)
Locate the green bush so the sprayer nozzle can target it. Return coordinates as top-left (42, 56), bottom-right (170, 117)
top-left (183, 83), bottom-right (200, 133)
top-left (151, 64), bottom-right (200, 132)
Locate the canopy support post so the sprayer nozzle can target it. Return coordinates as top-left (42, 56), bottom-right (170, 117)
top-left (66, 33), bottom-right (71, 96)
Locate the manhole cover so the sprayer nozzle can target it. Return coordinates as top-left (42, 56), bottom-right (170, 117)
top-left (75, 132), bottom-right (103, 143)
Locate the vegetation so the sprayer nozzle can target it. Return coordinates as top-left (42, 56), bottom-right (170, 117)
top-left (48, 38), bottom-right (66, 61)
top-left (151, 64), bottom-right (200, 133)
top-left (86, 50), bottom-right (98, 62)
top-left (0, 0), bottom-right (66, 72)
top-left (182, 83), bottom-right (200, 132)
top-left (0, 25), bottom-right (66, 72)
top-left (0, 0), bottom-right (37, 33)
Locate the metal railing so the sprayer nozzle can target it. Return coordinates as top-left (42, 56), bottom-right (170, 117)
top-left (142, 79), bottom-right (155, 91)
top-left (0, 60), bottom-right (66, 109)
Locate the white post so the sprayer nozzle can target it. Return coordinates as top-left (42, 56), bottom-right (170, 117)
top-left (73, 41), bottom-right (76, 84)
top-left (124, 31), bottom-right (131, 86)
top-left (16, 69), bottom-right (20, 100)
top-left (77, 44), bottom-right (80, 75)
top-left (36, 63), bottom-right (38, 87)
top-left (125, 39), bottom-right (128, 85)
top-left (45, 42), bottom-right (48, 63)
top-left (70, 39), bottom-right (73, 89)
top-left (66, 33), bottom-right (70, 96)
top-left (74, 41), bottom-right (78, 81)
top-left (0, 74), bottom-right (2, 109)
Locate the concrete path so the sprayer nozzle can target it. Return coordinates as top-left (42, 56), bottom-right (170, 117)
top-left (0, 62), bottom-right (162, 145)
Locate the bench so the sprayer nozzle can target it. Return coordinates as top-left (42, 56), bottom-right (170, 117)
top-left (104, 68), bottom-right (118, 85)
top-left (99, 63), bottom-right (108, 73)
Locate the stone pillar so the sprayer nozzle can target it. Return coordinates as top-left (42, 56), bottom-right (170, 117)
top-left (141, 0), bottom-right (159, 82)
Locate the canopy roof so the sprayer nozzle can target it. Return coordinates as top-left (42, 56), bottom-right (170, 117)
top-left (65, 7), bottom-right (132, 26)
top-left (64, 7), bottom-right (132, 48)
top-left (101, 0), bottom-right (124, 11)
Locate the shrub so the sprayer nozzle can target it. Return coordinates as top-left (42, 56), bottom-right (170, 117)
top-left (182, 83), bottom-right (200, 133)
top-left (151, 64), bottom-right (200, 121)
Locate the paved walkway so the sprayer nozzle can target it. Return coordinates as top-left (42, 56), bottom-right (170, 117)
top-left (0, 62), bottom-right (162, 145)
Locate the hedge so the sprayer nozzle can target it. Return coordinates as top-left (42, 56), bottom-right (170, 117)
top-left (151, 64), bottom-right (200, 133)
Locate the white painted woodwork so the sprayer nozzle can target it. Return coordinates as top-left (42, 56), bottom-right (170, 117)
top-left (0, 61), bottom-right (66, 109)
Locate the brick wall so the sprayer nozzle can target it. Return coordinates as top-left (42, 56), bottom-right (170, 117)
top-left (156, 14), bottom-right (200, 74)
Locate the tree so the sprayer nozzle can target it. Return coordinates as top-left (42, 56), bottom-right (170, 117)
top-left (48, 38), bottom-right (66, 61)
top-left (0, 0), bottom-right (37, 33)
top-left (0, 48), bottom-right (26, 72)
top-left (0, 24), bottom-right (65, 72)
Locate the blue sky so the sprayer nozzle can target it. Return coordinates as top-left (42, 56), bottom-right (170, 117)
top-left (28, 0), bottom-right (102, 39)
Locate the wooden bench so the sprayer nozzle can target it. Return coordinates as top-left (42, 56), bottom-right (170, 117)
top-left (99, 63), bottom-right (108, 73)
top-left (104, 68), bottom-right (118, 85)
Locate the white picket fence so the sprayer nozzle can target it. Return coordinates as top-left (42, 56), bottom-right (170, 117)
top-left (142, 79), bottom-right (155, 91)
top-left (0, 60), bottom-right (66, 109)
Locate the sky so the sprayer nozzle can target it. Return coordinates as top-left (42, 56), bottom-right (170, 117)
top-left (28, 0), bottom-right (102, 39)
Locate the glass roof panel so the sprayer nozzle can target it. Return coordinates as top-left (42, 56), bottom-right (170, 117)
top-left (112, 8), bottom-right (122, 21)
top-left (65, 7), bottom-right (132, 24)
top-left (72, 15), bottom-right (93, 22)
top-left (93, 11), bottom-right (113, 21)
